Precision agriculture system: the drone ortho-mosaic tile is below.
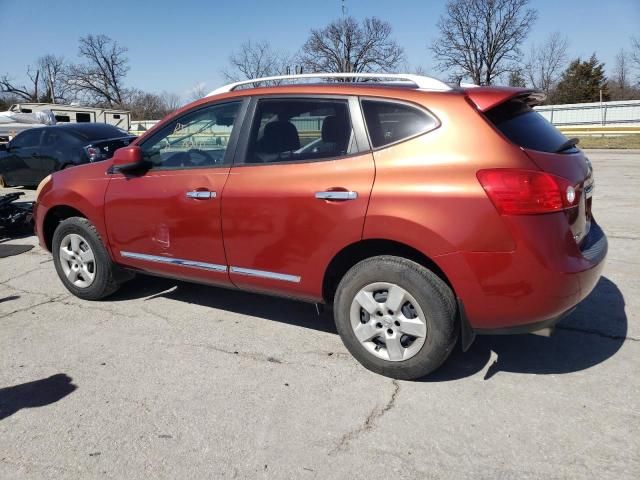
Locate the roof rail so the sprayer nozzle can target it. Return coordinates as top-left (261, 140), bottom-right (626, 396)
top-left (207, 73), bottom-right (452, 96)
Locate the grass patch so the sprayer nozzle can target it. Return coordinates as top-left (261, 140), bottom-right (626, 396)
top-left (575, 135), bottom-right (640, 149)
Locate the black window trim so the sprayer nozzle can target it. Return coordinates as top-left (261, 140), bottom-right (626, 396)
top-left (137, 97), bottom-right (250, 171)
top-left (358, 97), bottom-right (441, 151)
top-left (233, 94), bottom-right (370, 167)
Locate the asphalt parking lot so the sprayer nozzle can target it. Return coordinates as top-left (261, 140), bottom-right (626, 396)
top-left (0, 149), bottom-right (638, 479)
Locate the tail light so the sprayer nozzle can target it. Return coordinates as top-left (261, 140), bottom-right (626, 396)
top-left (477, 169), bottom-right (579, 215)
top-left (84, 146), bottom-right (105, 162)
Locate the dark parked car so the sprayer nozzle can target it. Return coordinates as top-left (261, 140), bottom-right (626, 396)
top-left (0, 123), bottom-right (135, 188)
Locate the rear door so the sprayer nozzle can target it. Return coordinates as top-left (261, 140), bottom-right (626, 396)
top-left (104, 99), bottom-right (247, 286)
top-left (40, 129), bottom-right (83, 174)
top-left (221, 96), bottom-right (374, 300)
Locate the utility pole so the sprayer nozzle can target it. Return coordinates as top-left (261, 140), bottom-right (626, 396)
top-left (341, 0), bottom-right (349, 74)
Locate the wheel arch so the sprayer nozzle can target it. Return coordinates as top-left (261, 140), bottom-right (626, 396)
top-left (42, 205), bottom-right (87, 251)
top-left (322, 238), bottom-right (454, 303)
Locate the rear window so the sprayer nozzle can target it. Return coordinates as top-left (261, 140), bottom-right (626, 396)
top-left (362, 100), bottom-right (437, 149)
top-left (485, 99), bottom-right (573, 153)
top-left (64, 124), bottom-right (128, 141)
top-left (91, 137), bottom-right (134, 159)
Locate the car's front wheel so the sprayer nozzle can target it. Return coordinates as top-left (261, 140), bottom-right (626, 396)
top-left (333, 256), bottom-right (458, 380)
top-left (52, 217), bottom-right (122, 300)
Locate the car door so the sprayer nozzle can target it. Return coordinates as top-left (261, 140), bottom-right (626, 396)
top-left (104, 99), bottom-right (248, 286)
top-left (3, 128), bottom-right (43, 186)
top-left (221, 96), bottom-right (375, 300)
top-left (39, 129), bottom-right (82, 175)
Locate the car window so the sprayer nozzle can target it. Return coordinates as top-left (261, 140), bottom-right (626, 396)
top-left (245, 98), bottom-right (353, 164)
top-left (140, 101), bottom-right (242, 169)
top-left (484, 99), bottom-right (572, 154)
top-left (361, 100), bottom-right (437, 149)
top-left (11, 129), bottom-right (42, 149)
top-left (42, 130), bottom-right (82, 149)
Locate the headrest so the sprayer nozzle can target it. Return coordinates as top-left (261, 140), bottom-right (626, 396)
top-left (260, 121), bottom-right (300, 153)
top-left (321, 115), bottom-right (349, 149)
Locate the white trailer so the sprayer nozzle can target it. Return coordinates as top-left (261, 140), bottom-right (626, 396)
top-left (0, 103), bottom-right (130, 142)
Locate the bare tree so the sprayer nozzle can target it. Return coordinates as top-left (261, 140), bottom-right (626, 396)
top-left (299, 16), bottom-right (405, 77)
top-left (67, 34), bottom-right (129, 107)
top-left (161, 91), bottom-right (183, 112)
top-left (1, 54), bottom-right (70, 104)
top-left (524, 32), bottom-right (568, 95)
top-left (609, 49), bottom-right (640, 100)
top-left (222, 40), bottom-right (289, 86)
top-left (0, 92), bottom-right (22, 110)
top-left (187, 82), bottom-right (208, 102)
top-left (37, 55), bottom-right (69, 103)
top-left (431, 0), bottom-right (537, 85)
top-left (126, 89), bottom-right (168, 120)
top-left (0, 68), bottom-right (41, 102)
top-left (632, 37), bottom-right (640, 82)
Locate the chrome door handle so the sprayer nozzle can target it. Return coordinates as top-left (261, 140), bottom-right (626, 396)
top-left (315, 191), bottom-right (358, 201)
top-left (186, 190), bottom-right (216, 199)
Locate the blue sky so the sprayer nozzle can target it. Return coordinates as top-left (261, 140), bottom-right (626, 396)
top-left (1, 0), bottom-right (638, 98)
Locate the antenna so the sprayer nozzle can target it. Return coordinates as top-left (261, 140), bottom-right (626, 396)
top-left (341, 0), bottom-right (347, 16)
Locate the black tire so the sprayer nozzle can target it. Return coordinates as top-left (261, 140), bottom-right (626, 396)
top-left (52, 217), bottom-right (122, 300)
top-left (333, 256), bottom-right (458, 380)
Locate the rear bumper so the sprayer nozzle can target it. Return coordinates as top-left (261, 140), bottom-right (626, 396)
top-left (438, 215), bottom-right (607, 331)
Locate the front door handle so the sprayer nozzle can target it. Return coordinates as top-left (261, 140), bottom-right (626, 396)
top-left (186, 190), bottom-right (216, 199)
top-left (315, 190), bottom-right (358, 201)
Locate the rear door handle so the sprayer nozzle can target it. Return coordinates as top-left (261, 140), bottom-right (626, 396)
top-left (315, 190), bottom-right (358, 201)
top-left (186, 190), bottom-right (216, 199)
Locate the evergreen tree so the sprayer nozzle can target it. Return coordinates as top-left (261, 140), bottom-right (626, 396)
top-left (550, 54), bottom-right (609, 104)
top-left (507, 70), bottom-right (527, 87)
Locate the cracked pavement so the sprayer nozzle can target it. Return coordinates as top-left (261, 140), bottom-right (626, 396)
top-left (1, 150), bottom-right (639, 479)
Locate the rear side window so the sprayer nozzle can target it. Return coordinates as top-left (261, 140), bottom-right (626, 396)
top-left (246, 98), bottom-right (353, 164)
top-left (485, 99), bottom-right (572, 153)
top-left (361, 100), bottom-right (437, 148)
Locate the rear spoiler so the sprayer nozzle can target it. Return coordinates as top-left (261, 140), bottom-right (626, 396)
top-left (462, 87), bottom-right (546, 112)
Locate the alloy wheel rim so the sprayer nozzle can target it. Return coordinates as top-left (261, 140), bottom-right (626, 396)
top-left (349, 282), bottom-right (428, 362)
top-left (59, 233), bottom-right (96, 288)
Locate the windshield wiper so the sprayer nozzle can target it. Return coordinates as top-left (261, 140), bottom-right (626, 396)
top-left (556, 137), bottom-right (579, 153)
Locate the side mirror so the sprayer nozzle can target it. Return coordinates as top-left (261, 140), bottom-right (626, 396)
top-left (111, 146), bottom-right (147, 173)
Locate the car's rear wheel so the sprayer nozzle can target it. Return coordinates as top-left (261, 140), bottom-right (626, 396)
top-left (52, 217), bottom-right (122, 300)
top-left (333, 256), bottom-right (458, 380)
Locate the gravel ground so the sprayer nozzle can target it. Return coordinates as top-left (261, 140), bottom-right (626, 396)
top-left (0, 149), bottom-right (638, 479)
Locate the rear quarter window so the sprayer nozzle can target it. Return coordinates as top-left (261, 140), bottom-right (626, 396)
top-left (484, 99), bottom-right (573, 153)
top-left (361, 100), bottom-right (438, 149)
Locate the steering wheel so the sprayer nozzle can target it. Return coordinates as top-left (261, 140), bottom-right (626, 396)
top-left (187, 148), bottom-right (217, 165)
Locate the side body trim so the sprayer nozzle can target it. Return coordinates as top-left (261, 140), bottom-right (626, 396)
top-left (120, 251), bottom-right (227, 272)
top-left (229, 266), bottom-right (301, 283)
top-left (119, 251), bottom-right (301, 283)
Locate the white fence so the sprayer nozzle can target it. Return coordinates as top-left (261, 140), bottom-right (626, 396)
top-left (535, 100), bottom-right (640, 127)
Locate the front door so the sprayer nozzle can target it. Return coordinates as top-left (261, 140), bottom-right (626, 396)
top-left (221, 96), bottom-right (375, 300)
top-left (104, 99), bottom-right (247, 285)
top-left (4, 128), bottom-right (43, 186)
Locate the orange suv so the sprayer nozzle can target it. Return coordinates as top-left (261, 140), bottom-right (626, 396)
top-left (34, 74), bottom-right (607, 379)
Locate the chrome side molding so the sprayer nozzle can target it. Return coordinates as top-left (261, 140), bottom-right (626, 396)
top-left (229, 266), bottom-right (301, 283)
top-left (121, 251), bottom-right (227, 272)
top-left (120, 251), bottom-right (301, 283)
